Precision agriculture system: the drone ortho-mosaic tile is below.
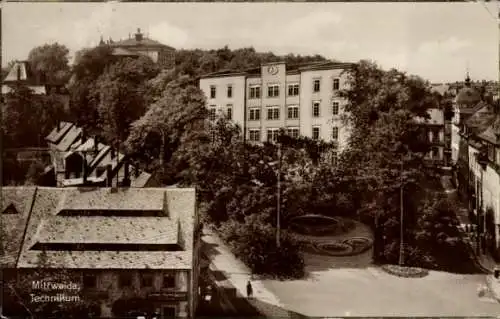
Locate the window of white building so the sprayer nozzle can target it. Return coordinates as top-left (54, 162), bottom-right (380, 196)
top-left (267, 106), bottom-right (280, 120)
top-left (312, 101), bottom-right (321, 117)
top-left (287, 127), bottom-right (300, 138)
top-left (249, 107), bottom-right (261, 121)
top-left (287, 105), bottom-right (299, 119)
top-left (249, 129), bottom-right (261, 142)
top-left (267, 84), bottom-right (279, 98)
top-left (288, 84), bottom-right (299, 96)
top-left (267, 128), bottom-right (280, 142)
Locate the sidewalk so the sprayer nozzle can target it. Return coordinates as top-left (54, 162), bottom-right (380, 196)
top-left (202, 228), bottom-right (293, 318)
top-left (440, 175), bottom-right (500, 303)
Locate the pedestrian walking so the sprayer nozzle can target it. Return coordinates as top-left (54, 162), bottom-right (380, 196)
top-left (246, 280), bottom-right (253, 298)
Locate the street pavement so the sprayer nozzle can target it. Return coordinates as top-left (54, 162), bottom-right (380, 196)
top-left (262, 265), bottom-right (500, 317)
top-left (202, 229), bottom-right (299, 318)
top-left (440, 175), bottom-right (500, 302)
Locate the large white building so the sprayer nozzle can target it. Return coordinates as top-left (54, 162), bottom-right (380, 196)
top-left (199, 61), bottom-right (354, 151)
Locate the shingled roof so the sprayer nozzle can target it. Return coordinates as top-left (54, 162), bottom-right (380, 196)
top-left (45, 122), bottom-right (154, 187)
top-left (10, 187), bottom-right (197, 270)
top-left (0, 187), bottom-right (37, 268)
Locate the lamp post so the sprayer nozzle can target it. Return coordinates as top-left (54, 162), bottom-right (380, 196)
top-left (399, 154), bottom-right (405, 266)
top-left (276, 142), bottom-right (282, 248)
top-left (477, 149), bottom-right (488, 254)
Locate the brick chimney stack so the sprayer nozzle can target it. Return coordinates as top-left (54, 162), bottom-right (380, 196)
top-left (135, 28), bottom-right (143, 42)
top-left (106, 164), bottom-right (113, 187)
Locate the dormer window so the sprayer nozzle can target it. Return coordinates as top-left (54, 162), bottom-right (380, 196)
top-left (2, 203), bottom-right (19, 215)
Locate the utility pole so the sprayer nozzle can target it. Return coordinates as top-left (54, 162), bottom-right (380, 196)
top-left (399, 154), bottom-right (405, 266)
top-left (276, 143), bottom-right (282, 248)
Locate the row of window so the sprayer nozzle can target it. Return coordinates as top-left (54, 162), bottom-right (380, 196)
top-left (82, 272), bottom-right (175, 290)
top-left (251, 102), bottom-right (340, 121)
top-left (210, 102), bottom-right (340, 122)
top-left (248, 126), bottom-right (339, 142)
top-left (209, 78), bottom-right (341, 99)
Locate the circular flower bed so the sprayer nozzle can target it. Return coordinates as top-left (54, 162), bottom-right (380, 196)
top-left (381, 264), bottom-right (429, 278)
top-left (341, 237), bottom-right (373, 254)
top-left (289, 215), bottom-right (355, 236)
top-left (314, 242), bottom-right (354, 256)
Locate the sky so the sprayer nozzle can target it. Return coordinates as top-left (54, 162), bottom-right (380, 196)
top-left (2, 2), bottom-right (498, 83)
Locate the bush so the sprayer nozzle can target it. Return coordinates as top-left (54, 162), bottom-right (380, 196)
top-left (219, 215), bottom-right (305, 279)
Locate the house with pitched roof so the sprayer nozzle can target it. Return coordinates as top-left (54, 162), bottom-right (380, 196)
top-left (1, 186), bottom-right (201, 318)
top-left (100, 28), bottom-right (175, 68)
top-left (2, 61), bottom-right (70, 110)
top-left (44, 122), bottom-right (158, 188)
top-left (451, 74), bottom-right (500, 256)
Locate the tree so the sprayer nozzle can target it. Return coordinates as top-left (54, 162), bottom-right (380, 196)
top-left (413, 196), bottom-right (476, 272)
top-left (337, 60), bottom-right (443, 262)
top-left (95, 56), bottom-right (159, 146)
top-left (219, 214), bottom-right (305, 279)
top-left (126, 74), bottom-right (207, 183)
top-left (68, 45), bottom-right (114, 135)
top-left (27, 43), bottom-right (71, 83)
top-left (2, 84), bottom-right (67, 149)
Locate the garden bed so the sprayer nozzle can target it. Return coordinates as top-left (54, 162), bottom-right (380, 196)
top-left (381, 264), bottom-right (429, 278)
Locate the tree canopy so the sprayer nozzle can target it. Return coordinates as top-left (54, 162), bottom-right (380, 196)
top-left (27, 43), bottom-right (71, 84)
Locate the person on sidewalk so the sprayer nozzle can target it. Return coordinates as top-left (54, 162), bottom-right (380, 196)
top-left (246, 280), bottom-right (253, 299)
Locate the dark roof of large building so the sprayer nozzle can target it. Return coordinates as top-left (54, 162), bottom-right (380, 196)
top-left (200, 60), bottom-right (354, 79)
top-left (477, 114), bottom-right (500, 145)
top-left (1, 187), bottom-right (197, 270)
top-left (108, 29), bottom-right (175, 51)
top-left (465, 103), bottom-right (496, 134)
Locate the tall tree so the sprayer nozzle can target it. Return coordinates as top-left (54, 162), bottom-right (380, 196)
top-left (68, 45), bottom-right (114, 135)
top-left (125, 74), bottom-right (207, 182)
top-left (337, 60), bottom-right (440, 261)
top-left (27, 43), bottom-right (70, 83)
top-left (95, 56), bottom-right (159, 146)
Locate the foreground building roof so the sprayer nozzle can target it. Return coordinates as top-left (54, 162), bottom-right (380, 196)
top-left (1, 187), bottom-right (197, 270)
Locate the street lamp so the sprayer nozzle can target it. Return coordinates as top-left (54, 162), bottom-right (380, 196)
top-left (399, 154), bottom-right (405, 266)
top-left (276, 142), bottom-right (282, 248)
top-left (269, 140), bottom-right (282, 248)
top-left (476, 148), bottom-right (489, 254)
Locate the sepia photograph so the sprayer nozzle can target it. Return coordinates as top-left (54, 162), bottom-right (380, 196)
top-left (1, 1), bottom-right (499, 318)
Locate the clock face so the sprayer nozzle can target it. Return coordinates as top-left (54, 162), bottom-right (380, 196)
top-left (267, 66), bottom-right (278, 75)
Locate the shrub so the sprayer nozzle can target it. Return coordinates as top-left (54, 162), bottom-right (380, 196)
top-left (219, 215), bottom-right (305, 279)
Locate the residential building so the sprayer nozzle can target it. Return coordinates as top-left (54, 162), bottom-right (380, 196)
top-left (44, 122), bottom-right (157, 188)
top-left (451, 74), bottom-right (500, 255)
top-left (199, 61), bottom-right (354, 151)
top-left (2, 61), bottom-right (70, 109)
top-left (1, 186), bottom-right (201, 318)
top-left (414, 107), bottom-right (449, 168)
top-left (100, 28), bottom-right (176, 68)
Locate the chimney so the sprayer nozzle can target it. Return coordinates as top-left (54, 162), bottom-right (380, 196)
top-left (94, 136), bottom-right (99, 154)
top-left (106, 164), bottom-right (113, 187)
top-left (81, 131), bottom-right (86, 144)
top-left (57, 121), bottom-right (61, 131)
top-left (134, 164), bottom-right (140, 178)
top-left (82, 157), bottom-right (88, 185)
top-left (135, 28), bottom-right (143, 42)
top-left (16, 65), bottom-right (21, 81)
top-left (110, 147), bottom-right (115, 159)
top-left (123, 161), bottom-right (131, 187)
